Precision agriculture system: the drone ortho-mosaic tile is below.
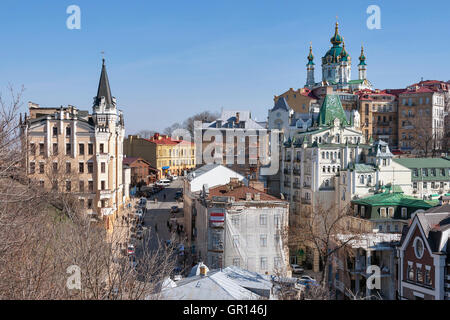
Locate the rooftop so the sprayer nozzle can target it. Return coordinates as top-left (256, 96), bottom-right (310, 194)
top-left (393, 158), bottom-right (450, 169)
top-left (208, 181), bottom-right (280, 202)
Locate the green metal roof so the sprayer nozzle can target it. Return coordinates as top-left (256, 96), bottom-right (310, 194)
top-left (348, 79), bottom-right (365, 84)
top-left (352, 190), bottom-right (439, 208)
top-left (354, 164), bottom-right (376, 173)
top-left (393, 158), bottom-right (450, 181)
top-left (317, 94), bottom-right (349, 127)
top-left (393, 158), bottom-right (450, 169)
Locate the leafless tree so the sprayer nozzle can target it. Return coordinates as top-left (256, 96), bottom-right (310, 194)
top-left (0, 87), bottom-right (179, 300)
top-left (289, 203), bottom-right (361, 288)
top-left (163, 110), bottom-right (219, 137)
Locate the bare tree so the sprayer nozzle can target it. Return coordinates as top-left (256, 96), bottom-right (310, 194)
top-left (163, 110), bottom-right (219, 137)
top-left (0, 87), bottom-right (179, 300)
top-left (289, 203), bottom-right (361, 288)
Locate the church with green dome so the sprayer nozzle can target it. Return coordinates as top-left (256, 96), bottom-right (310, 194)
top-left (305, 21), bottom-right (373, 91)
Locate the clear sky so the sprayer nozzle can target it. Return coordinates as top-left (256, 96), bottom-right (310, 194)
top-left (1, 0), bottom-right (449, 134)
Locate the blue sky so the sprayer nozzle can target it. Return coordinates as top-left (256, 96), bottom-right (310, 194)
top-left (1, 0), bottom-right (449, 133)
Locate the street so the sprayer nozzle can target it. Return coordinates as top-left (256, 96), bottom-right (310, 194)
top-left (133, 178), bottom-right (187, 274)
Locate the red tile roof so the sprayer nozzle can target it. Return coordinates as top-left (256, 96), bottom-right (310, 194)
top-left (145, 133), bottom-right (194, 146)
top-left (208, 183), bottom-right (281, 202)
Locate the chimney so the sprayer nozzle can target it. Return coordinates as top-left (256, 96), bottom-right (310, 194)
top-left (199, 265), bottom-right (207, 276)
top-left (245, 193), bottom-right (252, 201)
top-left (254, 193), bottom-right (261, 201)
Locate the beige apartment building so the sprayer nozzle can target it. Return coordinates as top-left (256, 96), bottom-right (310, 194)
top-left (397, 87), bottom-right (446, 155)
top-left (124, 133), bottom-right (196, 178)
top-left (21, 59), bottom-right (126, 231)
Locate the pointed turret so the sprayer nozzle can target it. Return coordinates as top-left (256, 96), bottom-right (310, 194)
top-left (95, 58), bottom-right (114, 108)
top-left (306, 43), bottom-right (315, 87)
top-left (358, 45), bottom-right (367, 80)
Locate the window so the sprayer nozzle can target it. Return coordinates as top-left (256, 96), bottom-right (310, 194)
top-left (414, 237), bottom-right (424, 259)
top-left (260, 257), bottom-right (267, 270)
top-left (79, 162), bottom-right (84, 173)
top-left (66, 127), bottom-right (71, 136)
top-left (39, 143), bottom-right (45, 155)
top-left (88, 143), bottom-right (94, 155)
top-left (407, 265), bottom-right (414, 281)
top-left (260, 214), bottom-right (267, 226)
top-left (232, 258), bottom-right (240, 267)
top-left (79, 199), bottom-right (84, 209)
top-left (101, 162), bottom-right (106, 174)
top-left (260, 235), bottom-right (267, 247)
top-left (100, 143), bottom-right (104, 154)
top-left (53, 127), bottom-right (58, 136)
top-left (101, 200), bottom-right (106, 208)
top-left (380, 208), bottom-right (387, 218)
top-left (66, 180), bottom-right (71, 192)
top-left (423, 182), bottom-right (427, 189)
top-left (88, 181), bottom-right (94, 192)
top-left (39, 180), bottom-right (44, 188)
top-left (274, 215), bottom-right (281, 228)
top-left (66, 143), bottom-right (71, 155)
top-left (79, 181), bottom-right (84, 192)
top-left (425, 268), bottom-right (431, 286)
top-left (39, 163), bottom-right (44, 174)
top-left (422, 168), bottom-right (428, 176)
top-left (87, 162), bottom-right (93, 173)
top-left (30, 143), bottom-right (36, 154)
top-left (274, 257), bottom-right (281, 268)
top-left (87, 199), bottom-right (93, 209)
top-left (101, 180), bottom-right (106, 190)
top-left (79, 144), bottom-right (85, 155)
top-left (274, 234), bottom-right (280, 244)
top-left (53, 143), bottom-right (58, 155)
top-left (416, 268), bottom-right (423, 283)
top-left (361, 206), bottom-right (365, 217)
top-left (388, 207), bottom-right (394, 218)
top-left (231, 216), bottom-right (239, 227)
top-left (66, 162), bottom-right (71, 174)
top-left (53, 162), bottom-right (58, 173)
top-left (233, 235), bottom-right (239, 248)
top-left (29, 162), bottom-right (35, 174)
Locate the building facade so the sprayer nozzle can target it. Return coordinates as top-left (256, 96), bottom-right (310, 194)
top-left (124, 133), bottom-right (196, 178)
top-left (193, 179), bottom-right (290, 275)
top-left (398, 205), bottom-right (450, 300)
top-left (22, 59), bottom-right (125, 230)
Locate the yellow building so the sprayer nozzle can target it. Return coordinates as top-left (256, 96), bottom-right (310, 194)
top-left (124, 133), bottom-right (195, 178)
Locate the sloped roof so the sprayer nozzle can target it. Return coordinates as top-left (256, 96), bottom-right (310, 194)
top-left (158, 270), bottom-right (260, 300)
top-left (96, 59), bottom-right (113, 107)
top-left (317, 94), bottom-right (349, 127)
top-left (352, 190), bottom-right (439, 208)
top-left (271, 97), bottom-right (290, 112)
top-left (393, 158), bottom-right (450, 169)
top-left (209, 183), bottom-right (280, 202)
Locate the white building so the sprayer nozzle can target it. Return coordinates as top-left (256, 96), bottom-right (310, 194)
top-left (193, 178), bottom-right (290, 276)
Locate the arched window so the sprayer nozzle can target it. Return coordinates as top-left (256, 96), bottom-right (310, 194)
top-left (322, 166), bottom-right (326, 173)
top-left (332, 166), bottom-right (335, 173)
top-left (328, 166), bottom-right (331, 173)
top-left (360, 175), bottom-right (364, 184)
top-left (326, 152), bottom-right (329, 159)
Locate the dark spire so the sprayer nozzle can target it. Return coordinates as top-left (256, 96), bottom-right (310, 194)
top-left (96, 58), bottom-right (113, 107)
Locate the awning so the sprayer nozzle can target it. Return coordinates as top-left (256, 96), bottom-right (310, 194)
top-left (162, 166), bottom-right (170, 170)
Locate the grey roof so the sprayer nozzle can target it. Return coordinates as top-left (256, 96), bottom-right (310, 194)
top-left (186, 164), bottom-right (221, 181)
top-left (415, 207), bottom-right (450, 252)
top-left (271, 97), bottom-right (290, 112)
top-left (221, 266), bottom-right (273, 297)
top-left (204, 110), bottom-right (265, 130)
top-left (158, 270), bottom-right (260, 300)
top-left (96, 59), bottom-right (113, 107)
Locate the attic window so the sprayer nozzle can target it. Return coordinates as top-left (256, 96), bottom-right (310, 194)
top-left (414, 237), bottom-right (424, 259)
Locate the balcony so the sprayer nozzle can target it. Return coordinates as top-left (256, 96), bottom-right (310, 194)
top-left (284, 181), bottom-right (291, 187)
top-left (294, 158), bottom-right (301, 163)
top-left (293, 169), bottom-right (301, 176)
top-left (303, 183), bottom-right (311, 188)
top-left (294, 183), bottom-right (301, 190)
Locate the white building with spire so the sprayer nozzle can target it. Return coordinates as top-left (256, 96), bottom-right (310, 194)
top-left (22, 59), bottom-right (126, 231)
